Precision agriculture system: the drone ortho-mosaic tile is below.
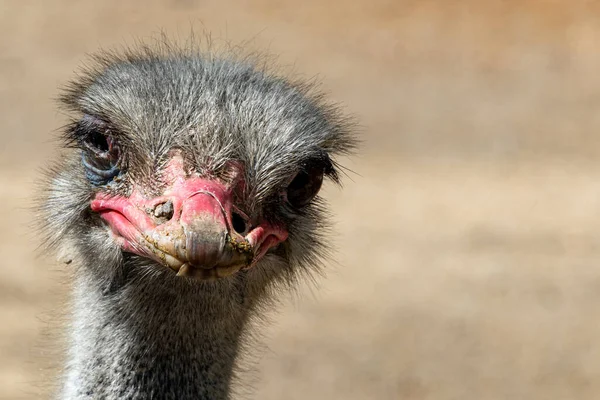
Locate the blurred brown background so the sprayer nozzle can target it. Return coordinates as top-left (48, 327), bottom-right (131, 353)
top-left (2, 0), bottom-right (600, 399)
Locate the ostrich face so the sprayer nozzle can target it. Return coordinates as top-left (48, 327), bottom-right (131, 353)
top-left (89, 146), bottom-right (292, 280)
top-left (45, 51), bottom-right (354, 289)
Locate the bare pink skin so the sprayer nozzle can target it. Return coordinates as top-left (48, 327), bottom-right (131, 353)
top-left (90, 155), bottom-right (288, 280)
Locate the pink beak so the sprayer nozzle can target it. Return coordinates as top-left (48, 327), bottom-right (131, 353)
top-left (90, 161), bottom-right (288, 280)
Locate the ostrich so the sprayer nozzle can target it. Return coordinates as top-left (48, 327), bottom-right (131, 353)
top-left (40, 43), bottom-right (355, 399)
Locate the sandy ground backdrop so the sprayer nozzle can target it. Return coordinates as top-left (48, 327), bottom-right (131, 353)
top-left (2, 1), bottom-right (600, 399)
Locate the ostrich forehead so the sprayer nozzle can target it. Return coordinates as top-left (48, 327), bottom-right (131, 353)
top-left (61, 53), bottom-right (354, 196)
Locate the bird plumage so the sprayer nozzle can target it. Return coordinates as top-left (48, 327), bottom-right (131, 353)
top-left (40, 41), bottom-right (356, 399)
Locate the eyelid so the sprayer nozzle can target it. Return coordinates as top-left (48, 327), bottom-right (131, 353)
top-left (80, 114), bottom-right (108, 129)
top-left (303, 153), bottom-right (334, 172)
top-left (72, 115), bottom-right (116, 142)
top-left (299, 160), bottom-right (332, 179)
top-left (81, 153), bottom-right (120, 185)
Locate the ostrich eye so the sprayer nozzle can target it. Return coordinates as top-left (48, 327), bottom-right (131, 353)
top-left (86, 130), bottom-right (111, 153)
top-left (75, 115), bottom-right (121, 185)
top-left (286, 165), bottom-right (325, 208)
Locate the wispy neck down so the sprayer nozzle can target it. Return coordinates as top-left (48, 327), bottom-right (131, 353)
top-left (63, 266), bottom-right (253, 400)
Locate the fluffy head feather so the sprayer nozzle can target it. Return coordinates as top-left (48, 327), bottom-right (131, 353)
top-left (39, 39), bottom-right (357, 399)
top-left (42, 41), bottom-right (356, 302)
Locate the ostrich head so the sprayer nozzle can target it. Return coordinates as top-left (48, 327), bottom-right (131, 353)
top-left (43, 45), bottom-right (355, 309)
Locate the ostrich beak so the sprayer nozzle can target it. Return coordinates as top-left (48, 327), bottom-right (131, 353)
top-left (90, 175), bottom-right (288, 281)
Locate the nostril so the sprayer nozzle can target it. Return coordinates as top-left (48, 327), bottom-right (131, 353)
top-left (153, 200), bottom-right (174, 221)
top-left (231, 211), bottom-right (247, 235)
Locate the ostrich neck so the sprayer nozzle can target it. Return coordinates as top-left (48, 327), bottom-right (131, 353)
top-left (61, 270), bottom-right (251, 400)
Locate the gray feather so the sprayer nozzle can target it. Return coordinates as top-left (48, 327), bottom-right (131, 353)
top-left (39, 38), bottom-right (357, 400)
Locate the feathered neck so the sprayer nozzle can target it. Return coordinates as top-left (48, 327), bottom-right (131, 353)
top-left (61, 265), bottom-right (252, 400)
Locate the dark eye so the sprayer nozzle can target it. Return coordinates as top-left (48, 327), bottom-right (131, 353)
top-left (286, 165), bottom-right (325, 208)
top-left (87, 129), bottom-right (110, 153)
top-left (76, 115), bottom-right (121, 185)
